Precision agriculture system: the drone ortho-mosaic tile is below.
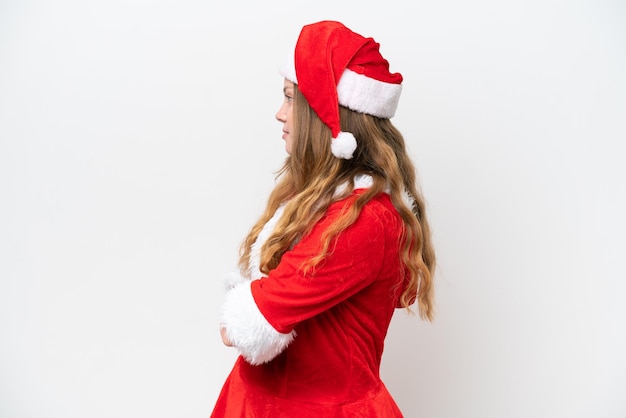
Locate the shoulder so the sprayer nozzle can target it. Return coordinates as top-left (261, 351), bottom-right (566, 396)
top-left (328, 189), bottom-right (401, 228)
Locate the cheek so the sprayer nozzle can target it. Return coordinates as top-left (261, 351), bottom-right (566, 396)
top-left (287, 113), bottom-right (295, 135)
top-left (287, 105), bottom-right (294, 121)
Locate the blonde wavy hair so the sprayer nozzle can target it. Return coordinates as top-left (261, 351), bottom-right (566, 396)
top-left (238, 84), bottom-right (436, 321)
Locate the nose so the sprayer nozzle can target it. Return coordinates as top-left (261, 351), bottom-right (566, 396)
top-left (275, 102), bottom-right (287, 123)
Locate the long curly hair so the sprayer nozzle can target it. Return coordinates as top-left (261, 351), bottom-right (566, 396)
top-left (238, 84), bottom-right (436, 321)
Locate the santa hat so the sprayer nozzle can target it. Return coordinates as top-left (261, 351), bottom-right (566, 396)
top-left (279, 20), bottom-right (403, 159)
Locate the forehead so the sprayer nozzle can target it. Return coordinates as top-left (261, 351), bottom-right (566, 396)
top-left (283, 79), bottom-right (295, 90)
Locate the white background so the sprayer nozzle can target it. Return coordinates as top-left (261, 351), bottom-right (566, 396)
top-left (1, 1), bottom-right (625, 417)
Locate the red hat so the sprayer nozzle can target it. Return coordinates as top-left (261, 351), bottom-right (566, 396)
top-left (280, 21), bottom-right (403, 159)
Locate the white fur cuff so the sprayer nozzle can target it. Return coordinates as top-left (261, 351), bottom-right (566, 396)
top-left (223, 268), bottom-right (249, 290)
top-left (220, 281), bottom-right (296, 365)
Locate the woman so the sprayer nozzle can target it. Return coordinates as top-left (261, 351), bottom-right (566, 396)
top-left (211, 20), bottom-right (435, 417)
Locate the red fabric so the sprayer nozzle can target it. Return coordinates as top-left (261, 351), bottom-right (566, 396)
top-left (211, 191), bottom-right (409, 417)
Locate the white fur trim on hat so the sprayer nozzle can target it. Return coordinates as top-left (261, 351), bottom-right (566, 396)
top-left (278, 66), bottom-right (402, 120)
top-left (331, 131), bottom-right (357, 159)
top-left (279, 46), bottom-right (297, 84)
top-left (337, 69), bottom-right (402, 118)
top-left (220, 281), bottom-right (296, 365)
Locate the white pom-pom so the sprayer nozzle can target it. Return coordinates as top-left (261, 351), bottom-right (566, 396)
top-left (331, 131), bottom-right (357, 159)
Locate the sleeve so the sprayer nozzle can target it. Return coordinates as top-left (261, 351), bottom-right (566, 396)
top-left (220, 280), bottom-right (296, 365)
top-left (220, 197), bottom-right (394, 364)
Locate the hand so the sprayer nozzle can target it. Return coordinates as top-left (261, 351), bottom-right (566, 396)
top-left (220, 327), bottom-right (233, 347)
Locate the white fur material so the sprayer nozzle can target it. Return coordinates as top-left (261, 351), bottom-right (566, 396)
top-left (220, 281), bottom-right (296, 365)
top-left (401, 189), bottom-right (417, 213)
top-left (223, 268), bottom-right (248, 291)
top-left (279, 46), bottom-right (297, 85)
top-left (333, 174), bottom-right (416, 213)
top-left (333, 173), bottom-right (374, 197)
top-left (223, 204), bottom-right (287, 291)
top-left (336, 69), bottom-right (402, 118)
top-left (353, 173), bottom-right (375, 190)
top-left (247, 204), bottom-right (286, 279)
top-left (331, 131), bottom-right (357, 159)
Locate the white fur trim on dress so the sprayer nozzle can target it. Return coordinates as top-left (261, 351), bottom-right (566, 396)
top-left (247, 204), bottom-right (286, 279)
top-left (224, 268), bottom-right (249, 291)
top-left (223, 204), bottom-right (287, 291)
top-left (333, 173), bottom-right (374, 198)
top-left (333, 174), bottom-right (416, 214)
top-left (354, 173), bottom-right (375, 190)
top-left (401, 189), bottom-right (417, 213)
top-left (220, 281), bottom-right (296, 365)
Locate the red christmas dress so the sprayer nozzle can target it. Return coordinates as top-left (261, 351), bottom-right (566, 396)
top-left (211, 183), bottom-right (411, 417)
